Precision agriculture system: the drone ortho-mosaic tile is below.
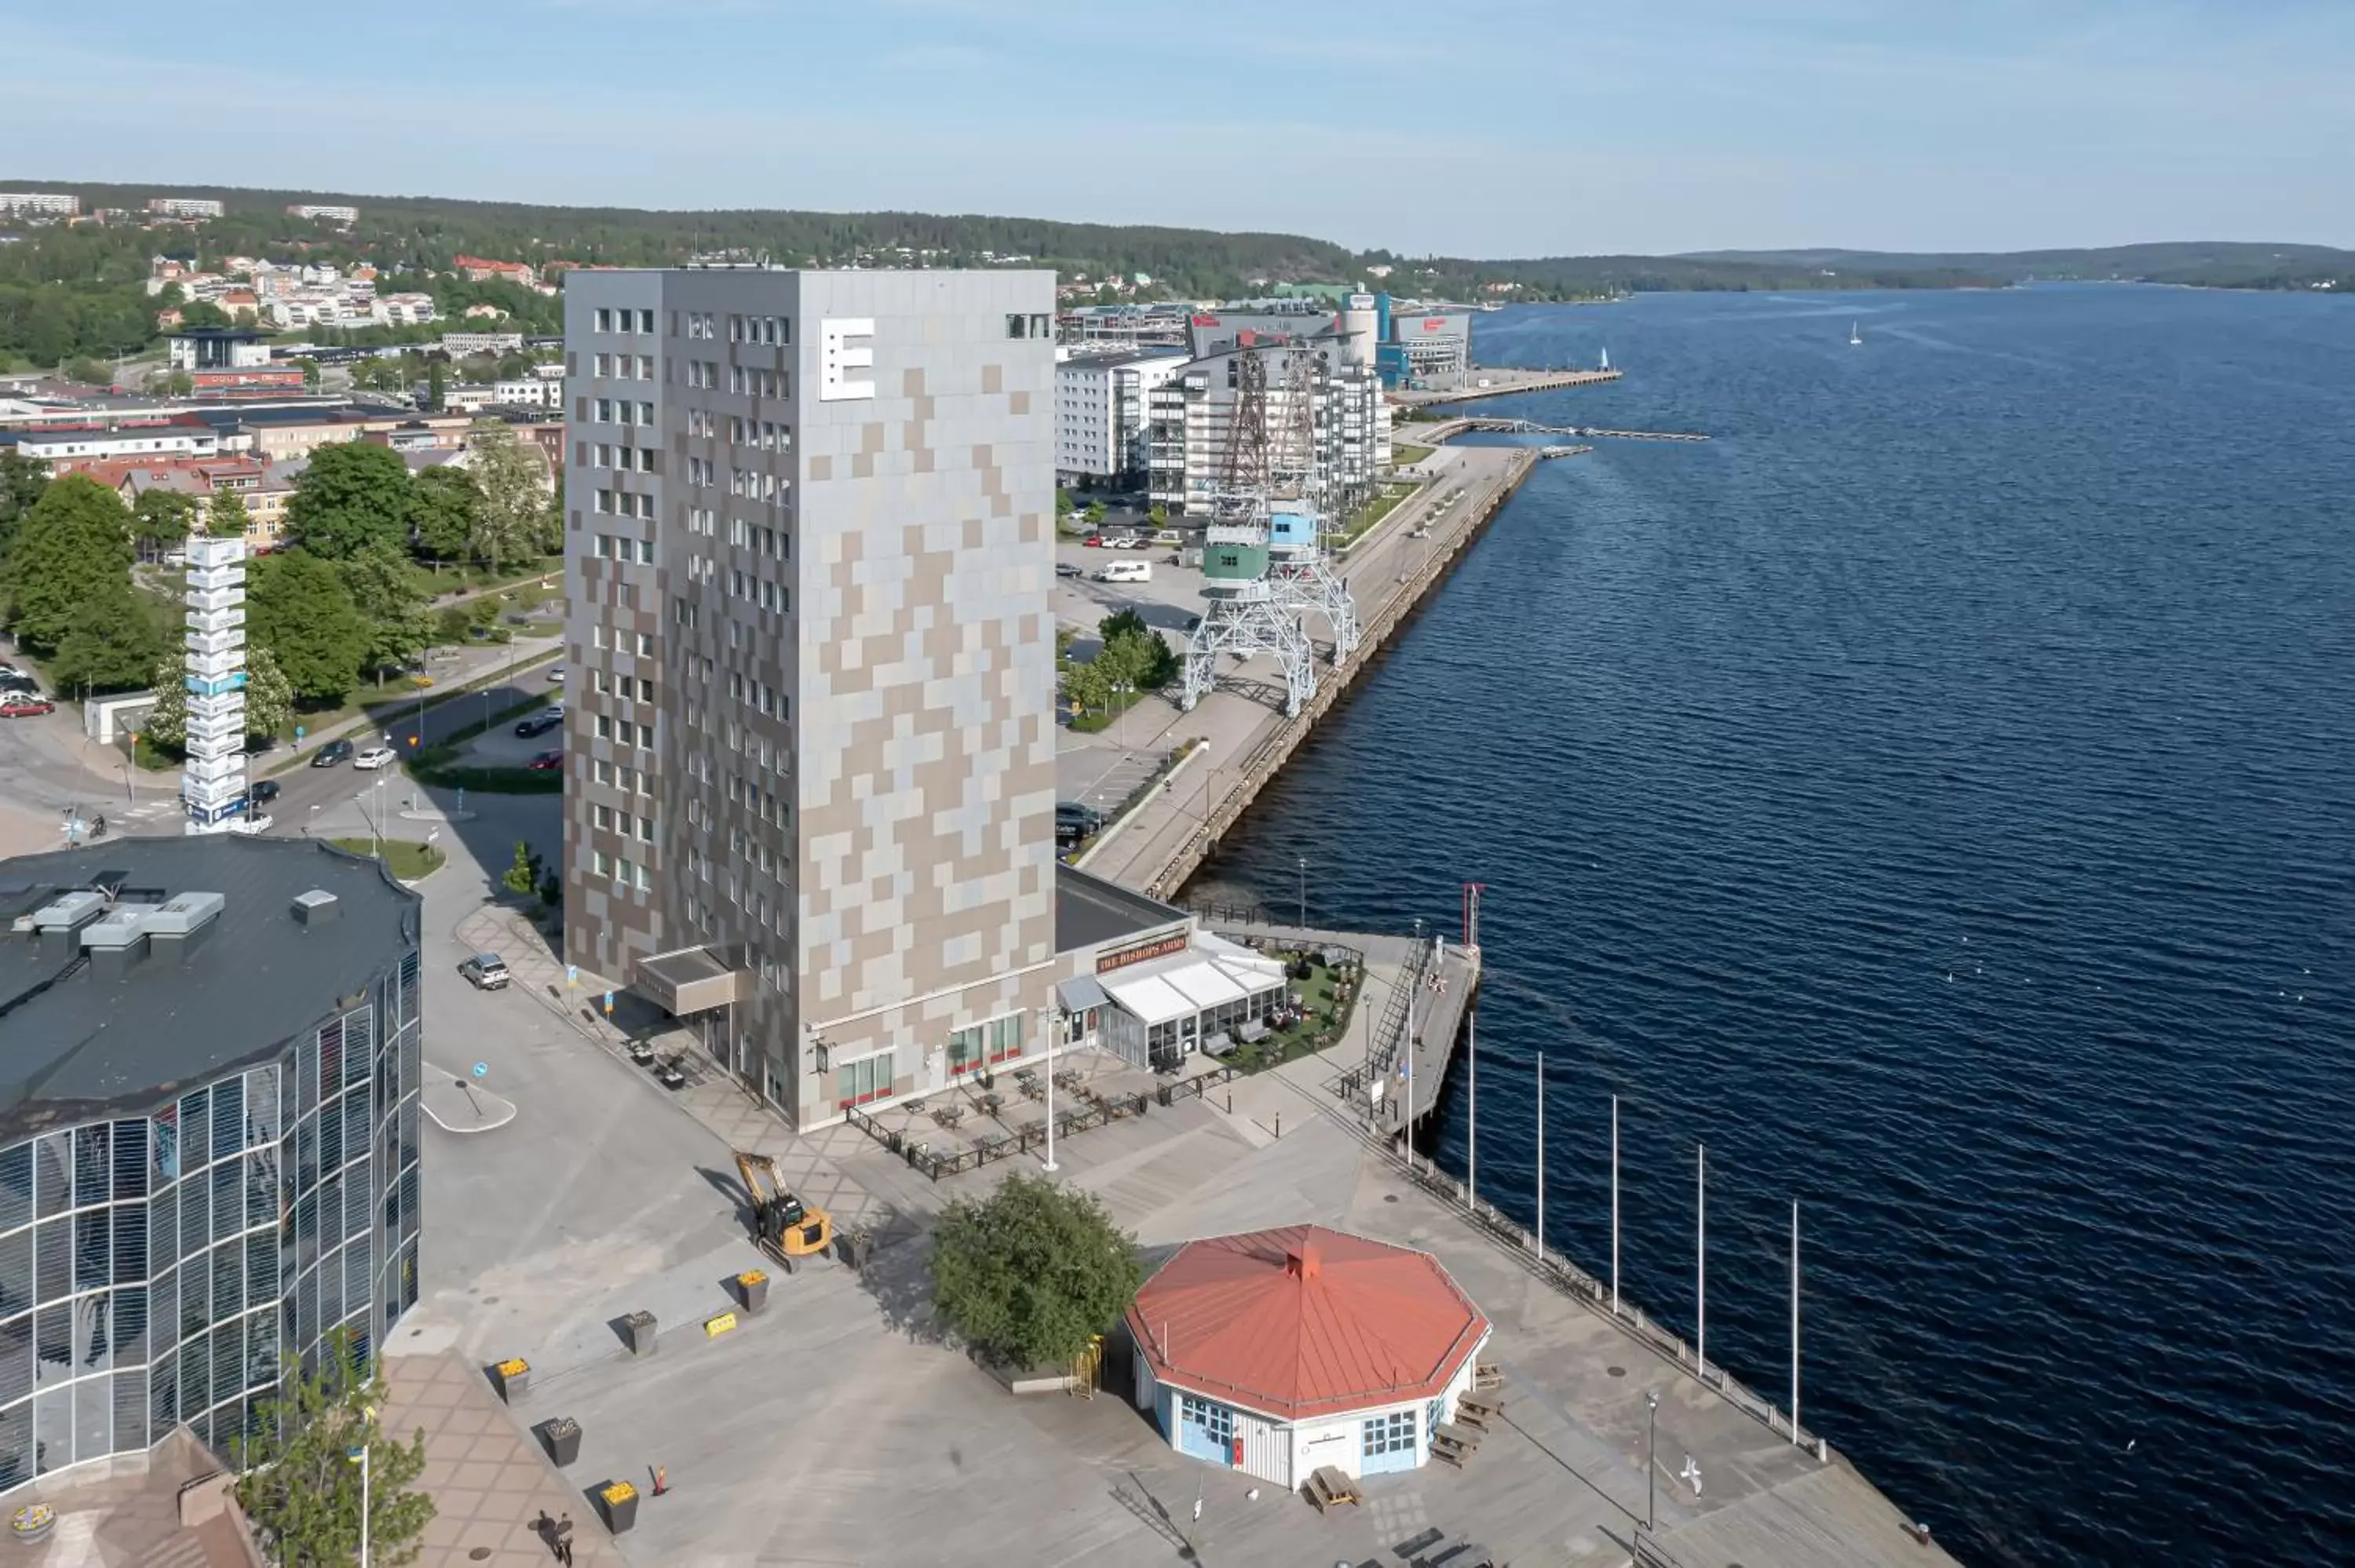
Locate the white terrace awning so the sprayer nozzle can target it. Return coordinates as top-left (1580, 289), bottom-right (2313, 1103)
top-left (1100, 970), bottom-right (1196, 1027)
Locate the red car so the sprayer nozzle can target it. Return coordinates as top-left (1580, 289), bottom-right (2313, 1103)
top-left (528, 749), bottom-right (564, 771)
top-left (1081, 534), bottom-right (1105, 547)
top-left (0, 696), bottom-right (54, 718)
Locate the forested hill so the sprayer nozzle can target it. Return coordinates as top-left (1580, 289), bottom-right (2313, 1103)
top-left (1681, 242), bottom-right (2353, 291)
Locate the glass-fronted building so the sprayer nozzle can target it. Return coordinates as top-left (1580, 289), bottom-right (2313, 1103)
top-left (0, 840), bottom-right (422, 1494)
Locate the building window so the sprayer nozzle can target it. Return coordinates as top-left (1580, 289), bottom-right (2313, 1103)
top-left (1363, 1409), bottom-right (1415, 1458)
top-left (836, 1051), bottom-right (893, 1110)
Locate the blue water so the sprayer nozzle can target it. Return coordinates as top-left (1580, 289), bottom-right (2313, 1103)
top-left (1191, 286), bottom-right (2355, 1565)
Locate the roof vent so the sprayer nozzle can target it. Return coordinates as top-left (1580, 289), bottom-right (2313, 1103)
top-left (31, 890), bottom-right (110, 932)
top-left (80, 907), bottom-right (155, 952)
top-left (290, 889), bottom-right (339, 927)
top-left (146, 891), bottom-right (225, 939)
top-left (1287, 1240), bottom-right (1323, 1283)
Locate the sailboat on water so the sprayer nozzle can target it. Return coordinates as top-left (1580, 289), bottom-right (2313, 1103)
top-left (1849, 320), bottom-right (1864, 347)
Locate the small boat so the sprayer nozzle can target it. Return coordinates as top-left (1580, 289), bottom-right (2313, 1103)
top-left (1849, 321), bottom-right (1864, 347)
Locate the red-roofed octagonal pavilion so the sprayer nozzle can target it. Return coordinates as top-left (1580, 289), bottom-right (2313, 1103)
top-left (1125, 1224), bottom-right (1492, 1486)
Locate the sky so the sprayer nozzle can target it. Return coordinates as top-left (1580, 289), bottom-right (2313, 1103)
top-left (5, 0), bottom-right (2351, 257)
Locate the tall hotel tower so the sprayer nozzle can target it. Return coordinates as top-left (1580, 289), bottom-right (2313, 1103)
top-left (560, 270), bottom-right (1061, 1129)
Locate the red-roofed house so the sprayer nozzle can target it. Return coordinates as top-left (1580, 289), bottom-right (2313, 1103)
top-left (451, 255), bottom-right (538, 285)
top-left (1126, 1224), bottom-right (1491, 1486)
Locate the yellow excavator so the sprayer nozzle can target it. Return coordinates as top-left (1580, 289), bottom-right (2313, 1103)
top-left (732, 1150), bottom-right (833, 1264)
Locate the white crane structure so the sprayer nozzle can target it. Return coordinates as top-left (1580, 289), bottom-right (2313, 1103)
top-left (1179, 346), bottom-right (1359, 717)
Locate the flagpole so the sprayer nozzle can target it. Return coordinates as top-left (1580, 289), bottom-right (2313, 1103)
top-left (1535, 1054), bottom-right (1545, 1255)
top-left (1791, 1199), bottom-right (1802, 1446)
top-left (1696, 1142), bottom-right (1707, 1381)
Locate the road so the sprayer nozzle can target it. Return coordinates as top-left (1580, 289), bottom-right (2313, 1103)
top-left (0, 633), bottom-right (561, 848)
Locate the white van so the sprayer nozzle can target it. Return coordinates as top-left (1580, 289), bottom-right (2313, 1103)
top-left (1095, 560), bottom-right (1153, 584)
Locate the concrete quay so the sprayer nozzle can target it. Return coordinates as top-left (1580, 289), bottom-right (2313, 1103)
top-left (1075, 440), bottom-right (1539, 900)
top-left (1393, 366), bottom-right (1624, 406)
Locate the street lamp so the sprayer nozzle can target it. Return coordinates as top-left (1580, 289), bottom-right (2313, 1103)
top-left (348, 1441), bottom-right (371, 1568)
top-left (1645, 1389), bottom-right (1660, 1533)
top-left (1295, 855), bottom-right (1307, 930)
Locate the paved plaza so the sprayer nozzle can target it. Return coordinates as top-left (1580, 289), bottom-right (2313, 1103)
top-left (404, 825), bottom-right (1959, 1568)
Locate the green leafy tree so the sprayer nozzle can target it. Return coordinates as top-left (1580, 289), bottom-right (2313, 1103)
top-left (409, 466), bottom-right (477, 563)
top-left (0, 450), bottom-right (51, 555)
top-left (51, 577), bottom-right (164, 694)
top-left (1146, 503), bottom-right (1169, 529)
top-left (285, 442), bottom-right (414, 560)
top-left (132, 488), bottom-right (199, 560)
top-left (2, 475), bottom-right (134, 655)
top-left (141, 644), bottom-right (294, 750)
top-left (426, 359), bottom-right (446, 412)
top-left (247, 551), bottom-right (368, 702)
top-left (1061, 655), bottom-right (1112, 715)
top-left (207, 489), bottom-right (250, 539)
top-left (930, 1172), bottom-right (1141, 1369)
top-left (165, 369), bottom-right (194, 396)
top-left (295, 357), bottom-right (321, 389)
top-left (175, 301), bottom-right (232, 331)
top-left (1083, 500), bottom-right (1106, 527)
top-left (64, 356), bottom-right (112, 388)
top-left (233, 1329), bottom-right (436, 1568)
top-left (1054, 489), bottom-right (1075, 521)
top-left (463, 422), bottom-right (549, 575)
top-left (1096, 610), bottom-right (1178, 691)
top-left (502, 841), bottom-right (539, 898)
top-left (339, 542), bottom-right (432, 678)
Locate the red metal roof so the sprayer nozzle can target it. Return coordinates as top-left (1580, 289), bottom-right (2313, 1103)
top-left (1126, 1225), bottom-right (1488, 1422)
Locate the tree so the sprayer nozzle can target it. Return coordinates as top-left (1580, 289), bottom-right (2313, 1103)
top-left (502, 841), bottom-right (540, 898)
top-left (0, 450), bottom-right (50, 556)
top-left (64, 356), bottom-right (112, 388)
top-left (165, 369), bottom-right (194, 396)
top-left (206, 489), bottom-right (250, 539)
top-left (233, 1329), bottom-right (436, 1567)
top-left (295, 357), bottom-right (321, 389)
top-left (409, 466), bottom-right (477, 563)
top-left (930, 1172), bottom-right (1141, 1369)
top-left (51, 578), bottom-right (164, 695)
top-left (425, 359), bottom-right (446, 412)
top-left (1054, 489), bottom-right (1075, 522)
top-left (247, 551), bottom-right (368, 702)
top-left (1096, 610), bottom-right (1178, 691)
top-left (131, 488), bottom-right (199, 561)
top-left (1083, 500), bottom-right (1106, 527)
top-left (2, 476), bottom-right (134, 655)
top-left (1147, 503), bottom-right (1169, 529)
top-left (464, 422), bottom-right (550, 575)
top-left (1061, 654), bottom-right (1112, 716)
top-left (339, 542), bottom-right (432, 678)
top-left (141, 644), bottom-right (293, 749)
top-left (284, 442), bottom-right (414, 560)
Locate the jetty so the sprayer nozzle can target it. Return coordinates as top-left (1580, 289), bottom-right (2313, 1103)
top-left (1391, 366), bottom-right (1623, 407)
top-left (1465, 417), bottom-right (1711, 443)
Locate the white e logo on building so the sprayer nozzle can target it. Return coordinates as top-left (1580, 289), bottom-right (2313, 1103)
top-left (820, 318), bottom-right (875, 402)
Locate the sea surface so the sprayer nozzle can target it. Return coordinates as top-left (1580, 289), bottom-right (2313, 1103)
top-left (1188, 286), bottom-right (2355, 1565)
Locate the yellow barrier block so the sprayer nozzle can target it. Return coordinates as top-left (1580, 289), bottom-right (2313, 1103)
top-left (705, 1311), bottom-right (738, 1337)
top-left (495, 1358), bottom-right (529, 1378)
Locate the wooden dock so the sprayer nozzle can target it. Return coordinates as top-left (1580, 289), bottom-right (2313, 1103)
top-left (1392, 366), bottom-right (1623, 407)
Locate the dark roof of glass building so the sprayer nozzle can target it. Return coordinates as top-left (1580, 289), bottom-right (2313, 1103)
top-left (0, 838), bottom-right (418, 1139)
top-left (1056, 864), bottom-right (1187, 954)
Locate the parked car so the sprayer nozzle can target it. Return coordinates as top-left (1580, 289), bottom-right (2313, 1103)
top-left (227, 812), bottom-right (274, 835)
top-left (0, 695), bottom-right (55, 718)
top-left (1056, 801), bottom-right (1105, 832)
top-left (514, 707), bottom-right (564, 738)
top-left (1150, 529), bottom-right (1183, 545)
top-left (545, 665), bottom-right (565, 683)
top-left (1055, 562), bottom-right (1083, 578)
top-left (246, 779), bottom-right (282, 805)
top-left (528, 749), bottom-right (564, 771)
top-left (311, 738), bottom-right (356, 768)
top-left (1094, 560), bottom-right (1152, 584)
top-left (1082, 534), bottom-right (1106, 548)
top-left (458, 953), bottom-right (511, 991)
top-left (353, 746), bottom-right (398, 770)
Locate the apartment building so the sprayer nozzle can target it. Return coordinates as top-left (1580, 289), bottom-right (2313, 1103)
top-left (1147, 342), bottom-right (1389, 519)
top-left (0, 192), bottom-right (78, 218)
top-left (146, 197), bottom-right (225, 219)
top-left (1054, 348), bottom-right (1188, 486)
top-left (561, 269), bottom-right (1065, 1129)
top-left (286, 204), bottom-right (360, 224)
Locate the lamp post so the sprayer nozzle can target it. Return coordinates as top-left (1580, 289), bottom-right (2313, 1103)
top-left (1645, 1389), bottom-right (1659, 1533)
top-left (1042, 1012), bottom-right (1061, 1175)
top-left (348, 1441), bottom-right (371, 1568)
top-left (1294, 855), bottom-right (1307, 929)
